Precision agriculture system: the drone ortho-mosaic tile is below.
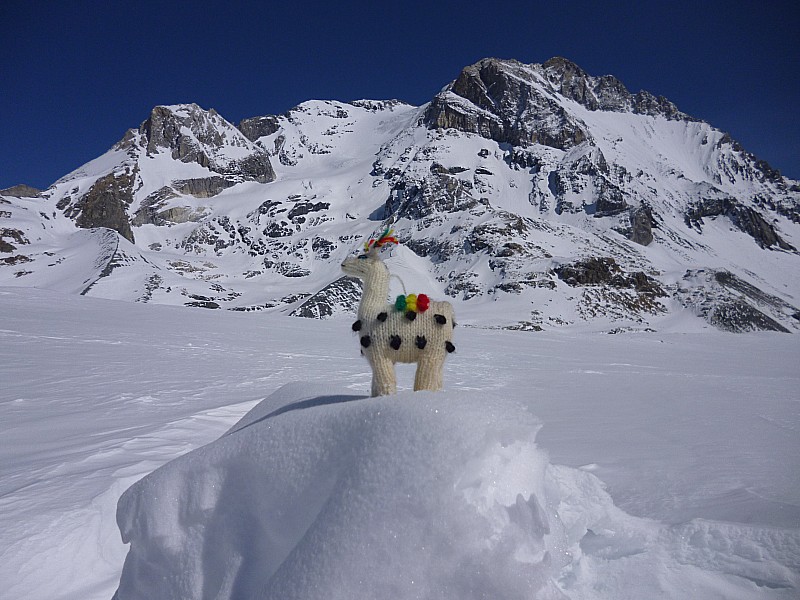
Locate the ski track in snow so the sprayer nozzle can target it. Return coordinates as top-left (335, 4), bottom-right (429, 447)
top-left (1, 287), bottom-right (799, 599)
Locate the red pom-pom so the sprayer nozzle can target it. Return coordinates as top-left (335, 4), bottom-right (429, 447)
top-left (417, 293), bottom-right (430, 312)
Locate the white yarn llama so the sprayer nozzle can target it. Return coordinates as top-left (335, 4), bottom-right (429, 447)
top-left (341, 229), bottom-right (456, 396)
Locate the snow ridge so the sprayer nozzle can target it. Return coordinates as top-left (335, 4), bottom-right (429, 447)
top-left (113, 383), bottom-right (800, 600)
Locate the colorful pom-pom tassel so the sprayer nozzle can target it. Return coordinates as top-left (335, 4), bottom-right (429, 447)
top-left (406, 293), bottom-right (417, 312)
top-left (395, 293), bottom-right (431, 313)
top-left (417, 294), bottom-right (430, 312)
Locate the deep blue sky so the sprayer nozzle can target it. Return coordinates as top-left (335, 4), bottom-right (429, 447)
top-left (2, 0), bottom-right (798, 190)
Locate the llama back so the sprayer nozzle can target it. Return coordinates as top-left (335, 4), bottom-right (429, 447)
top-left (357, 298), bottom-right (455, 364)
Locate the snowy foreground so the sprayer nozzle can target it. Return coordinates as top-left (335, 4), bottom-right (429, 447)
top-left (1, 287), bottom-right (799, 599)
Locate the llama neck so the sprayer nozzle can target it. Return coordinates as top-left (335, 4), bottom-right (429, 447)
top-left (358, 268), bottom-right (390, 315)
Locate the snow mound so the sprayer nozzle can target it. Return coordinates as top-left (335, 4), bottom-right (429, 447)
top-left (114, 383), bottom-right (800, 599)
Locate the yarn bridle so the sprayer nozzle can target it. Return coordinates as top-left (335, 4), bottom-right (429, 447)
top-left (363, 227), bottom-right (399, 255)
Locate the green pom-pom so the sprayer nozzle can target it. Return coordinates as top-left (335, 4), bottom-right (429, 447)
top-left (395, 295), bottom-right (406, 311)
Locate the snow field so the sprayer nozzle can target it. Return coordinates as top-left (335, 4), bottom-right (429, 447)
top-left (1, 287), bottom-right (798, 599)
top-left (115, 382), bottom-right (800, 599)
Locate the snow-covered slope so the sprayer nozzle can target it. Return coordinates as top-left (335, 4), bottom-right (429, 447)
top-left (1, 287), bottom-right (798, 599)
top-left (115, 383), bottom-right (800, 600)
top-left (1, 58), bottom-right (798, 332)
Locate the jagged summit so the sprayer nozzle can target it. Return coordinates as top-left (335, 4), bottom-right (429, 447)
top-left (2, 58), bottom-right (798, 333)
top-left (42, 103), bottom-right (277, 243)
top-left (135, 103), bottom-right (276, 182)
top-left (424, 57), bottom-right (696, 152)
top-left (541, 57), bottom-right (692, 120)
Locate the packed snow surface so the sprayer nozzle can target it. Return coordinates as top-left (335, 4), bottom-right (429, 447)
top-left (1, 287), bottom-right (799, 599)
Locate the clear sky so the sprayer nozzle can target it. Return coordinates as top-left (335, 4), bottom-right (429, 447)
top-left (2, 0), bottom-right (798, 190)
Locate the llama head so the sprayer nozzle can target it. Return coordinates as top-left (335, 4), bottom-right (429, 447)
top-left (341, 249), bottom-right (388, 282)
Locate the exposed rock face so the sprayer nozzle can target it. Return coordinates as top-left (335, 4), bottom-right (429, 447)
top-left (140, 104), bottom-right (276, 183)
top-left (685, 197), bottom-right (794, 250)
top-left (238, 115), bottom-right (281, 142)
top-left (382, 170), bottom-right (484, 221)
top-left (0, 184), bottom-right (41, 198)
top-left (708, 300), bottom-right (789, 332)
top-left (130, 187), bottom-right (180, 226)
top-left (50, 104), bottom-right (278, 243)
top-left (677, 269), bottom-right (796, 332)
top-left (629, 206), bottom-right (654, 246)
top-left (0, 227), bottom-right (29, 253)
top-left (551, 257), bottom-right (668, 321)
top-left (172, 177), bottom-right (236, 198)
top-left (423, 58), bottom-right (590, 150)
top-left (554, 256), bottom-right (665, 297)
top-left (63, 172), bottom-right (136, 242)
top-left (542, 57), bottom-right (694, 120)
top-left (290, 276), bottom-right (362, 318)
top-left (423, 57), bottom-right (698, 153)
top-left (543, 57), bottom-right (629, 111)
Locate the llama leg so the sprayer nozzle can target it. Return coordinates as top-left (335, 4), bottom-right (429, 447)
top-left (369, 354), bottom-right (397, 396)
top-left (414, 355), bottom-right (442, 392)
top-left (435, 359), bottom-right (444, 390)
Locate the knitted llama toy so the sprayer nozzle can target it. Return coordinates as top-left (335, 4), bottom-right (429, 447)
top-left (341, 229), bottom-right (456, 397)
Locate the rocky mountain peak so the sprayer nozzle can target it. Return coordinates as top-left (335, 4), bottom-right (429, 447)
top-left (423, 57), bottom-right (696, 151)
top-left (541, 56), bottom-right (587, 76)
top-left (423, 57), bottom-right (591, 150)
top-left (3, 58), bottom-right (798, 334)
top-left (542, 56), bottom-right (630, 112)
top-left (137, 103), bottom-right (275, 183)
top-left (542, 57), bottom-right (694, 121)
top-left (42, 103), bottom-right (278, 244)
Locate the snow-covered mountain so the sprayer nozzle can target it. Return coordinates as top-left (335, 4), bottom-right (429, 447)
top-left (2, 57), bottom-right (798, 332)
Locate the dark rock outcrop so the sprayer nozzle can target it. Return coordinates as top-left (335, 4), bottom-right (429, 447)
top-left (676, 269), bottom-right (797, 332)
top-left (707, 300), bottom-right (789, 333)
top-left (131, 187), bottom-right (180, 226)
top-left (290, 276), bottom-right (362, 318)
top-left (685, 197), bottom-right (794, 250)
top-left (382, 171), bottom-right (483, 221)
top-left (140, 104), bottom-right (276, 184)
top-left (0, 228), bottom-right (29, 252)
top-left (554, 257), bottom-right (665, 297)
top-left (56, 104), bottom-right (279, 243)
top-left (424, 58), bottom-right (590, 150)
top-left (542, 57), bottom-right (695, 121)
top-left (422, 57), bottom-right (698, 152)
top-left (173, 177), bottom-right (236, 198)
top-left (238, 115), bottom-right (281, 141)
top-left (542, 57), bottom-right (630, 112)
top-left (629, 205), bottom-right (654, 246)
top-left (64, 172), bottom-right (136, 243)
